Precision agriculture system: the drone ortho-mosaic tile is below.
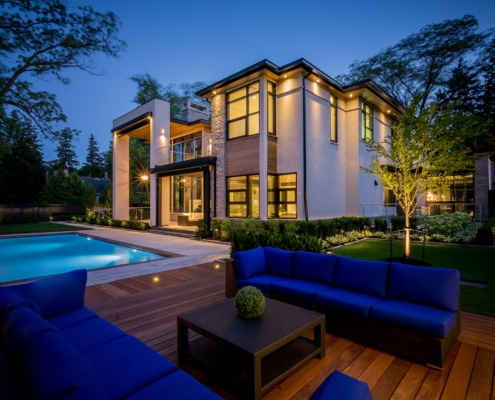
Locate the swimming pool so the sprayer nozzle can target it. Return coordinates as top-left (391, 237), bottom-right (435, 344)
top-left (0, 234), bottom-right (164, 283)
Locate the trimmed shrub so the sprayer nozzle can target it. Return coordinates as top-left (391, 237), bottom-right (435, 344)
top-left (373, 218), bottom-right (388, 232)
top-left (476, 218), bottom-right (495, 246)
top-left (234, 286), bottom-right (265, 319)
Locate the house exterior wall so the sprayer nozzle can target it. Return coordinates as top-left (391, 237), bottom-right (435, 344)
top-left (210, 93), bottom-right (227, 218)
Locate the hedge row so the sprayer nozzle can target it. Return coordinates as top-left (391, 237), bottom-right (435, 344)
top-left (211, 216), bottom-right (380, 242)
top-left (229, 229), bottom-right (323, 256)
top-left (72, 216), bottom-right (150, 231)
top-left (475, 217), bottom-right (495, 246)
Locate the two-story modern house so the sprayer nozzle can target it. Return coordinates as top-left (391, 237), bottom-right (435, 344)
top-left (112, 58), bottom-right (494, 228)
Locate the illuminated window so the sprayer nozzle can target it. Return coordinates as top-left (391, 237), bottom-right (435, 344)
top-left (278, 173), bottom-right (297, 219)
top-left (361, 102), bottom-right (374, 141)
top-left (268, 82), bottom-right (276, 135)
top-left (227, 82), bottom-right (259, 139)
top-left (226, 175), bottom-right (259, 218)
top-left (330, 96), bottom-right (337, 143)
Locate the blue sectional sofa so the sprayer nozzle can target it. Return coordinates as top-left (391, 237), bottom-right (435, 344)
top-left (226, 246), bottom-right (461, 369)
top-left (0, 270), bottom-right (221, 400)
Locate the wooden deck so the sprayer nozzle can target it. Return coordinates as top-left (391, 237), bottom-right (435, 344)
top-left (85, 263), bottom-right (495, 400)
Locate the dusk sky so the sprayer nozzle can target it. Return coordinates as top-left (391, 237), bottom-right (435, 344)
top-left (41, 0), bottom-right (495, 163)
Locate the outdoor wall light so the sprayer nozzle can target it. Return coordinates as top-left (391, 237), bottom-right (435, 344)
top-left (160, 128), bottom-right (165, 136)
top-left (374, 180), bottom-right (379, 186)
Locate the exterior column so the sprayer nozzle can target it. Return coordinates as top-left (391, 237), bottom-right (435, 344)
top-left (159, 176), bottom-right (170, 226)
top-left (203, 168), bottom-right (211, 230)
top-left (113, 134), bottom-right (129, 220)
top-left (150, 100), bottom-right (170, 226)
top-left (259, 77), bottom-right (268, 220)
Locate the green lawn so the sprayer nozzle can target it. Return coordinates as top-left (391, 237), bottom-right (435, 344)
top-left (332, 240), bottom-right (495, 318)
top-left (0, 222), bottom-right (92, 235)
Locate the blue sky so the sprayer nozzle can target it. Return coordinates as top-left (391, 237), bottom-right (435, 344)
top-left (41, 0), bottom-right (495, 162)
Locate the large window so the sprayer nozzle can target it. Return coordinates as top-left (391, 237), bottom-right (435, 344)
top-left (268, 82), bottom-right (276, 135)
top-left (226, 175), bottom-right (259, 218)
top-left (227, 82), bottom-right (259, 139)
top-left (172, 174), bottom-right (202, 214)
top-left (330, 95), bottom-right (337, 143)
top-left (278, 173), bottom-right (297, 219)
top-left (361, 102), bottom-right (374, 141)
top-left (426, 174), bottom-right (474, 203)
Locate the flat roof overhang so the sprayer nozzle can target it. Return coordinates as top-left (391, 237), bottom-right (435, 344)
top-left (150, 156), bottom-right (216, 177)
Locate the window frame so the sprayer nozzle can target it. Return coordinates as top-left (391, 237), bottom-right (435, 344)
top-left (361, 101), bottom-right (374, 141)
top-left (330, 95), bottom-right (338, 143)
top-left (226, 174), bottom-right (260, 218)
top-left (226, 82), bottom-right (260, 140)
top-left (267, 81), bottom-right (276, 136)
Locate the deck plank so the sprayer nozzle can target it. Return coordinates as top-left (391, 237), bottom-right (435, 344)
top-left (83, 263), bottom-right (495, 399)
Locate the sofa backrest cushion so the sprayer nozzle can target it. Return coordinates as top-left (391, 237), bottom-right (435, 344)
top-left (24, 330), bottom-right (107, 400)
top-left (3, 306), bottom-right (58, 356)
top-left (233, 247), bottom-right (267, 279)
top-left (264, 247), bottom-right (294, 277)
top-left (336, 257), bottom-right (389, 298)
top-left (294, 252), bottom-right (338, 285)
top-left (0, 287), bottom-right (41, 320)
top-left (11, 269), bottom-right (87, 319)
top-left (389, 262), bottom-right (460, 311)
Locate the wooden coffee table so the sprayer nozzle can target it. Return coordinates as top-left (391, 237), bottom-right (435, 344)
top-left (177, 298), bottom-right (325, 399)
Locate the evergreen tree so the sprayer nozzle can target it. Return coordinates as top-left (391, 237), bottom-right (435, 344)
top-left (56, 128), bottom-right (79, 171)
top-left (0, 112), bottom-right (45, 203)
top-left (42, 171), bottom-right (87, 205)
top-left (80, 133), bottom-right (104, 177)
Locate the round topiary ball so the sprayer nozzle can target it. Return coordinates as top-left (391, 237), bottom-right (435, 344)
top-left (234, 286), bottom-right (266, 319)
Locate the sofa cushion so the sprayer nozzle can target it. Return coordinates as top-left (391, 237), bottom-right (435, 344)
top-left (83, 335), bottom-right (177, 400)
top-left (233, 247), bottom-right (267, 279)
top-left (294, 252), bottom-right (338, 285)
top-left (388, 262), bottom-right (460, 311)
top-left (369, 299), bottom-right (458, 338)
top-left (127, 370), bottom-right (221, 400)
top-left (24, 330), bottom-right (107, 400)
top-left (335, 257), bottom-right (389, 298)
top-left (3, 306), bottom-right (59, 355)
top-left (0, 287), bottom-right (41, 320)
top-left (49, 307), bottom-right (99, 330)
top-left (310, 370), bottom-right (373, 400)
top-left (271, 279), bottom-right (332, 303)
top-left (264, 247), bottom-right (294, 277)
top-left (11, 269), bottom-right (87, 319)
top-left (315, 288), bottom-right (384, 317)
top-left (60, 317), bottom-right (127, 353)
top-left (236, 274), bottom-right (290, 293)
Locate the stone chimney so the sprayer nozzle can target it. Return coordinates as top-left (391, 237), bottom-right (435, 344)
top-left (180, 99), bottom-right (210, 122)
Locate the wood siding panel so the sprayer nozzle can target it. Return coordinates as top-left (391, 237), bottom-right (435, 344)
top-left (226, 135), bottom-right (260, 176)
top-left (268, 135), bottom-right (277, 174)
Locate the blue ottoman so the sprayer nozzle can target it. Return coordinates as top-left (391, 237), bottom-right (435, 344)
top-left (310, 370), bottom-right (373, 400)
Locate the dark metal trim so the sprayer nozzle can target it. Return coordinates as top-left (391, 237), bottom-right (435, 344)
top-left (112, 112), bottom-right (151, 134)
top-left (150, 156), bottom-right (217, 176)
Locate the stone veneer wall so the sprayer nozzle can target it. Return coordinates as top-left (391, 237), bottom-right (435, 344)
top-left (474, 154), bottom-right (489, 222)
top-left (210, 94), bottom-right (226, 218)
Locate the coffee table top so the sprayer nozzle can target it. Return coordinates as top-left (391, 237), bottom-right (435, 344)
top-left (178, 298), bottom-right (324, 355)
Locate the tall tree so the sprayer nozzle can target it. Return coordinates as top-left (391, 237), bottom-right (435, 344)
top-left (56, 127), bottom-right (79, 171)
top-left (80, 133), bottom-right (104, 176)
top-left (0, 0), bottom-right (125, 138)
top-left (0, 112), bottom-right (45, 203)
top-left (337, 15), bottom-right (484, 110)
top-left (130, 73), bottom-right (207, 118)
top-left (42, 170), bottom-right (87, 205)
top-left (362, 96), bottom-right (481, 258)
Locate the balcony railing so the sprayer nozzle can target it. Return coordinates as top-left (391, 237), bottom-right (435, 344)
top-left (157, 135), bottom-right (211, 165)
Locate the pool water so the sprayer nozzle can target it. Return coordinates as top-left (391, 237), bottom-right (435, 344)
top-left (0, 234), bottom-right (164, 283)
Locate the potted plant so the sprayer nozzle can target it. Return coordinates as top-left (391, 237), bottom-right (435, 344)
top-left (234, 286), bottom-right (266, 319)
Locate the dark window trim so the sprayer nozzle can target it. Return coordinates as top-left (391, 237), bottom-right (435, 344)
top-left (361, 101), bottom-right (374, 142)
top-left (226, 82), bottom-right (260, 140)
top-left (330, 96), bottom-right (338, 143)
top-left (226, 174), bottom-right (260, 218)
top-left (268, 81), bottom-right (277, 136)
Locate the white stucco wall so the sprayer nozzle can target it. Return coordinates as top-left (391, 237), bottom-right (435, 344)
top-left (276, 75), bottom-right (304, 219)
